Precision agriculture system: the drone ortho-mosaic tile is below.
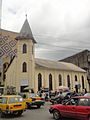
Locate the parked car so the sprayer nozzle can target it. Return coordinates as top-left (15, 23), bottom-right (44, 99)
top-left (49, 96), bottom-right (90, 120)
top-left (24, 93), bottom-right (45, 108)
top-left (0, 95), bottom-right (26, 117)
top-left (37, 88), bottom-right (50, 100)
top-left (84, 93), bottom-right (90, 96)
top-left (50, 92), bottom-right (72, 104)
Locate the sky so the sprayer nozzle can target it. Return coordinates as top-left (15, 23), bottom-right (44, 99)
top-left (1, 0), bottom-right (90, 60)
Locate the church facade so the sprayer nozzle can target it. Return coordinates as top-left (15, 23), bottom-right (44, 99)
top-left (0, 19), bottom-right (89, 93)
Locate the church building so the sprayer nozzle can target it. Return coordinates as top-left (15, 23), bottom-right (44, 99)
top-left (0, 18), bottom-right (89, 93)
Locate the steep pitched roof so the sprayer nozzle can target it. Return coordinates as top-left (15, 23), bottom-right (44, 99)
top-left (16, 19), bottom-right (36, 43)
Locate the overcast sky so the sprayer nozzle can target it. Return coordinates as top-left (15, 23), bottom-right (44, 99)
top-left (1, 0), bottom-right (90, 60)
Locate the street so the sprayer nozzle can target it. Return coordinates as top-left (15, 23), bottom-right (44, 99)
top-left (1, 102), bottom-right (77, 120)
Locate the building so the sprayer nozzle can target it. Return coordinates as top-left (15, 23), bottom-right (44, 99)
top-left (60, 50), bottom-right (90, 91)
top-left (0, 19), bottom-right (89, 93)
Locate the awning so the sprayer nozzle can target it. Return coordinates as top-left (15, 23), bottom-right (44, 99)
top-left (57, 86), bottom-right (69, 92)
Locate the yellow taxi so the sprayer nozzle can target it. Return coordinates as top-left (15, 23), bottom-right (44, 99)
top-left (0, 95), bottom-right (26, 117)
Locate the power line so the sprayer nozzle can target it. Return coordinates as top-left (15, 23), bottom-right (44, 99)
top-left (33, 33), bottom-right (90, 44)
top-left (35, 42), bottom-right (89, 51)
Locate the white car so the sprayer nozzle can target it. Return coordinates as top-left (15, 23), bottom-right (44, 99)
top-left (84, 93), bottom-right (90, 96)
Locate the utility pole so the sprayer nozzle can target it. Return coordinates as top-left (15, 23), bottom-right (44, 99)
top-left (0, 0), bottom-right (3, 93)
top-left (0, 0), bottom-right (2, 28)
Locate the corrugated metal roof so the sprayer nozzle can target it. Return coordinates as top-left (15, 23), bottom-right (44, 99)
top-left (35, 58), bottom-right (86, 72)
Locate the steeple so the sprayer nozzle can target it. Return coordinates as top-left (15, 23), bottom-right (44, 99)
top-left (16, 18), bottom-right (36, 43)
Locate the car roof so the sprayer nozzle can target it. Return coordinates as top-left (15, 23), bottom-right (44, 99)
top-left (72, 96), bottom-right (90, 99)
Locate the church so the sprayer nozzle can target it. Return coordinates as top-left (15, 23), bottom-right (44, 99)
top-left (0, 18), bottom-right (89, 93)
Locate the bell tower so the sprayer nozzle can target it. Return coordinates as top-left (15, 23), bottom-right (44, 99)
top-left (15, 18), bottom-right (36, 92)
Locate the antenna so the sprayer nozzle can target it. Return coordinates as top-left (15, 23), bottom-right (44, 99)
top-left (0, 0), bottom-right (2, 28)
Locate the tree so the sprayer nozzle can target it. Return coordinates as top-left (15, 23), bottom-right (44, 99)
top-left (4, 86), bottom-right (16, 95)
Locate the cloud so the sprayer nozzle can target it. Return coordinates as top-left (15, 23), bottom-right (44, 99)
top-left (1, 0), bottom-right (90, 60)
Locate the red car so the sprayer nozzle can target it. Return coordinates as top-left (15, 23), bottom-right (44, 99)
top-left (49, 96), bottom-right (90, 120)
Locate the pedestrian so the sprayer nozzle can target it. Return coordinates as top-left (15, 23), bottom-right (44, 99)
top-left (82, 89), bottom-right (85, 95)
top-left (55, 89), bottom-right (58, 96)
top-left (45, 93), bottom-right (48, 101)
top-left (85, 88), bottom-right (87, 94)
top-left (49, 90), bottom-right (52, 98)
top-left (31, 89), bottom-right (34, 93)
top-left (71, 91), bottom-right (78, 97)
top-left (42, 91), bottom-right (46, 100)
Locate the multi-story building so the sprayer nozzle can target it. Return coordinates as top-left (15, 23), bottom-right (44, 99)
top-left (60, 50), bottom-right (90, 90)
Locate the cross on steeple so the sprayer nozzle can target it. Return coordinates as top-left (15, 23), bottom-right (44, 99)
top-left (25, 14), bottom-right (27, 19)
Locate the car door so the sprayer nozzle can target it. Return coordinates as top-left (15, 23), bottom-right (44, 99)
top-left (0, 97), bottom-right (7, 111)
top-left (76, 98), bottom-right (90, 120)
top-left (61, 98), bottom-right (77, 118)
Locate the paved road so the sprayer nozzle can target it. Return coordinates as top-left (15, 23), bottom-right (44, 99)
top-left (1, 102), bottom-right (77, 120)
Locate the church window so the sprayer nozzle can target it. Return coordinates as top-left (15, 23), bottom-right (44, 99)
top-left (75, 75), bottom-right (77, 81)
top-left (23, 44), bottom-right (27, 53)
top-left (38, 73), bottom-right (42, 91)
top-left (3, 64), bottom-right (6, 69)
top-left (49, 74), bottom-right (53, 90)
top-left (59, 74), bottom-right (62, 86)
top-left (22, 62), bottom-right (27, 72)
top-left (67, 75), bottom-right (70, 89)
top-left (3, 62), bottom-right (8, 72)
top-left (82, 76), bottom-right (85, 89)
top-left (3, 74), bottom-right (6, 79)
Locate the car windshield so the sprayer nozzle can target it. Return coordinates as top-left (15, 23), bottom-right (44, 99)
top-left (29, 93), bottom-right (39, 98)
top-left (0, 97), bottom-right (7, 104)
top-left (84, 93), bottom-right (90, 96)
top-left (78, 98), bottom-right (90, 106)
top-left (8, 97), bottom-right (23, 103)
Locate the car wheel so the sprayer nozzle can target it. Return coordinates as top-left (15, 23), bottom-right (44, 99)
top-left (52, 102), bottom-right (54, 105)
top-left (0, 110), bottom-right (4, 118)
top-left (14, 110), bottom-right (23, 116)
top-left (17, 110), bottom-right (23, 116)
top-left (53, 110), bottom-right (61, 120)
top-left (37, 105), bottom-right (41, 108)
top-left (88, 115), bottom-right (90, 120)
top-left (54, 101), bottom-right (58, 104)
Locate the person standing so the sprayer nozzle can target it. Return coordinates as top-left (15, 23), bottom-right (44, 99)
top-left (85, 88), bottom-right (87, 94)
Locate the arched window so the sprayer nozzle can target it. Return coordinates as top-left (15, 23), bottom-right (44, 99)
top-left (67, 75), bottom-right (70, 89)
top-left (38, 73), bottom-right (42, 91)
top-left (49, 74), bottom-right (53, 90)
top-left (82, 76), bottom-right (85, 89)
top-left (75, 75), bottom-right (77, 81)
top-left (75, 75), bottom-right (78, 93)
top-left (59, 74), bottom-right (62, 86)
top-left (23, 44), bottom-right (27, 53)
top-left (22, 62), bottom-right (27, 72)
top-left (0, 72), bottom-right (1, 76)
